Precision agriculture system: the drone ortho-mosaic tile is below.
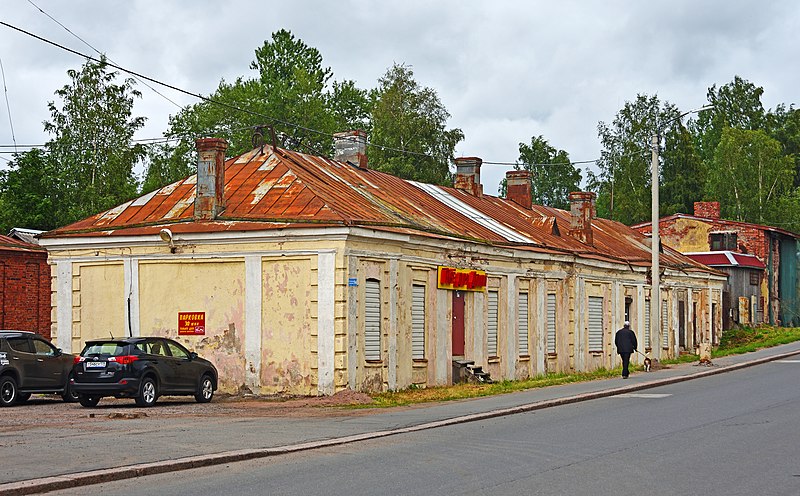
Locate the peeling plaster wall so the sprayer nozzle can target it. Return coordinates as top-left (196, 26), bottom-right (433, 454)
top-left (139, 260), bottom-right (246, 392)
top-left (260, 257), bottom-right (313, 395)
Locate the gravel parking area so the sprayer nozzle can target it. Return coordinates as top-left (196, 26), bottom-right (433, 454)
top-left (0, 389), bottom-right (376, 432)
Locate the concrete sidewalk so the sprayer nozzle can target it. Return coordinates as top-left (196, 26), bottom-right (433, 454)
top-left (4, 341), bottom-right (800, 495)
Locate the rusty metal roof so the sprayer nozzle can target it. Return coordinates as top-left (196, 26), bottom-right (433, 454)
top-left (0, 234), bottom-right (46, 254)
top-left (43, 145), bottom-right (718, 274)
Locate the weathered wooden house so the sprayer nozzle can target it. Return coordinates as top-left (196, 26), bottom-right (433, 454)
top-left (633, 201), bottom-right (800, 330)
top-left (40, 133), bottom-right (725, 395)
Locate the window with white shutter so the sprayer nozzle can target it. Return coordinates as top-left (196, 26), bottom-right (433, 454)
top-left (546, 293), bottom-right (557, 355)
top-left (588, 296), bottom-right (604, 352)
top-left (365, 279), bottom-right (382, 361)
top-left (518, 292), bottom-right (529, 356)
top-left (487, 290), bottom-right (498, 357)
top-left (411, 284), bottom-right (426, 359)
top-left (661, 299), bottom-right (669, 349)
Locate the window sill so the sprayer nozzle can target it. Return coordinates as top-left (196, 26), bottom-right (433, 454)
top-left (365, 360), bottom-right (383, 365)
top-left (488, 356), bottom-right (500, 363)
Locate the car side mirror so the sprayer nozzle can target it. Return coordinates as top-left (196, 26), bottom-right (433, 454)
top-left (55, 348), bottom-right (63, 357)
top-left (189, 352), bottom-right (198, 360)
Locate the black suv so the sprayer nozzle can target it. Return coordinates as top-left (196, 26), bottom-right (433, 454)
top-left (0, 330), bottom-right (78, 406)
top-left (72, 336), bottom-right (218, 407)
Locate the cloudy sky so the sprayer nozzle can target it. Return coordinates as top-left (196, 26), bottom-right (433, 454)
top-left (0, 0), bottom-right (797, 193)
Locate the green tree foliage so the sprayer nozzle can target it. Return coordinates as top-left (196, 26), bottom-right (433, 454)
top-left (152, 30), bottom-right (370, 190)
top-left (0, 149), bottom-right (63, 231)
top-left (0, 57), bottom-right (144, 231)
top-left (512, 136), bottom-right (580, 210)
top-left (690, 76), bottom-right (766, 167)
top-left (766, 104), bottom-right (800, 187)
top-left (706, 128), bottom-right (795, 225)
top-left (368, 64), bottom-right (464, 185)
top-left (660, 124), bottom-right (704, 216)
top-left (45, 57), bottom-right (145, 221)
top-left (589, 94), bottom-right (689, 225)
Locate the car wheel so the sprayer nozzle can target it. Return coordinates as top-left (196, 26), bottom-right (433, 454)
top-left (135, 377), bottom-right (158, 407)
top-left (16, 392), bottom-right (31, 404)
top-left (78, 394), bottom-right (101, 407)
top-left (0, 376), bottom-right (18, 407)
top-left (195, 375), bottom-right (214, 403)
top-left (61, 375), bottom-right (80, 403)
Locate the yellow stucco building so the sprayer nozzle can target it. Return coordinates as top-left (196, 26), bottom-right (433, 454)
top-left (40, 134), bottom-right (725, 395)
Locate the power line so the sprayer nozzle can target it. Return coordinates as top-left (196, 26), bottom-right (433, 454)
top-left (0, 57), bottom-right (17, 153)
top-left (0, 19), bottom-right (601, 171)
top-left (25, 0), bottom-right (183, 110)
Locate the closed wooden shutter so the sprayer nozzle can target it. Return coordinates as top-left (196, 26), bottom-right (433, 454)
top-left (518, 292), bottom-right (529, 356)
top-left (661, 299), bottom-right (669, 349)
top-left (546, 293), bottom-right (557, 354)
top-left (487, 290), bottom-right (498, 357)
top-left (365, 279), bottom-right (382, 360)
top-left (411, 284), bottom-right (426, 359)
top-left (588, 296), bottom-right (604, 352)
top-left (645, 300), bottom-right (651, 348)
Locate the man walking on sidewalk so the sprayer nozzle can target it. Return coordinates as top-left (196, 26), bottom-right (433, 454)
top-left (615, 321), bottom-right (637, 378)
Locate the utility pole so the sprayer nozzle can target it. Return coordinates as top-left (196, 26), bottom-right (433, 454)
top-left (650, 133), bottom-right (661, 360)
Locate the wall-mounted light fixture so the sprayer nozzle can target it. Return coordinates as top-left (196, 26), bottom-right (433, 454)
top-left (159, 228), bottom-right (176, 253)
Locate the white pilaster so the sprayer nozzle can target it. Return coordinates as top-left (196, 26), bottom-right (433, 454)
top-left (56, 261), bottom-right (72, 353)
top-left (317, 252), bottom-right (336, 395)
top-left (387, 258), bottom-right (398, 391)
top-left (123, 258), bottom-right (140, 337)
top-left (506, 274), bottom-right (517, 378)
top-left (244, 256), bottom-right (262, 391)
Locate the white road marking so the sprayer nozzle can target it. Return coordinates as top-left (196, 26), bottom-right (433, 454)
top-left (775, 360), bottom-right (800, 363)
top-left (617, 393), bottom-right (672, 399)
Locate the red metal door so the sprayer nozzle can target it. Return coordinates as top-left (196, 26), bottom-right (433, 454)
top-left (452, 291), bottom-right (465, 357)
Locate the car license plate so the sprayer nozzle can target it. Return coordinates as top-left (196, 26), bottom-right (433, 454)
top-left (86, 361), bottom-right (106, 369)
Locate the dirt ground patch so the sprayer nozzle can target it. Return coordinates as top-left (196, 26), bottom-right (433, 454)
top-left (0, 389), bottom-right (377, 432)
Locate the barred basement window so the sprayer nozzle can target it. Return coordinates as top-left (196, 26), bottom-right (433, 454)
top-left (364, 279), bottom-right (382, 361)
top-left (411, 284), bottom-right (426, 359)
top-left (518, 292), bottom-right (529, 356)
top-left (546, 293), bottom-right (557, 354)
top-left (588, 296), bottom-right (604, 352)
top-left (487, 290), bottom-right (499, 357)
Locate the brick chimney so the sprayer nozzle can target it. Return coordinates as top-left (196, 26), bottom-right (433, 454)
top-left (694, 201), bottom-right (721, 219)
top-left (194, 138), bottom-right (228, 220)
top-left (454, 157), bottom-right (483, 197)
top-left (333, 130), bottom-right (368, 169)
top-left (506, 170), bottom-right (532, 209)
top-left (568, 191), bottom-right (596, 245)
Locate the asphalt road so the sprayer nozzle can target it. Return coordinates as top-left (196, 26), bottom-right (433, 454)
top-left (48, 358), bottom-right (800, 496)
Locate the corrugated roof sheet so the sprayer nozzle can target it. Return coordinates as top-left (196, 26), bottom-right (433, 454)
top-left (0, 234), bottom-right (46, 253)
top-left (686, 251), bottom-right (766, 269)
top-left (43, 145), bottom-right (718, 274)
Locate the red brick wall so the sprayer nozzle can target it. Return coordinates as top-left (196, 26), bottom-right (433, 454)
top-left (0, 249), bottom-right (51, 339)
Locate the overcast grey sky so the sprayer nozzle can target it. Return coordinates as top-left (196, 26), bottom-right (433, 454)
top-left (0, 0), bottom-right (797, 194)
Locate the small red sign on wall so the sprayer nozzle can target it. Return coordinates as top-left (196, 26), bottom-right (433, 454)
top-left (178, 312), bottom-right (205, 335)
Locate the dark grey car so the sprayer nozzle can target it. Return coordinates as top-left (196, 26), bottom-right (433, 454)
top-left (0, 330), bottom-right (78, 406)
top-left (72, 336), bottom-right (218, 407)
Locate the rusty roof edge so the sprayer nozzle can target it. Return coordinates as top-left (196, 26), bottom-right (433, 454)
top-left (41, 218), bottom-right (196, 238)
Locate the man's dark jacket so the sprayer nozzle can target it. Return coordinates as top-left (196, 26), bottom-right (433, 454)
top-left (615, 326), bottom-right (637, 354)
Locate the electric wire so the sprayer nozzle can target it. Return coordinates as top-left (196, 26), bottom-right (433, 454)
top-left (0, 19), bottom-right (599, 170)
top-left (0, 56), bottom-right (17, 153)
top-left (25, 0), bottom-right (183, 110)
